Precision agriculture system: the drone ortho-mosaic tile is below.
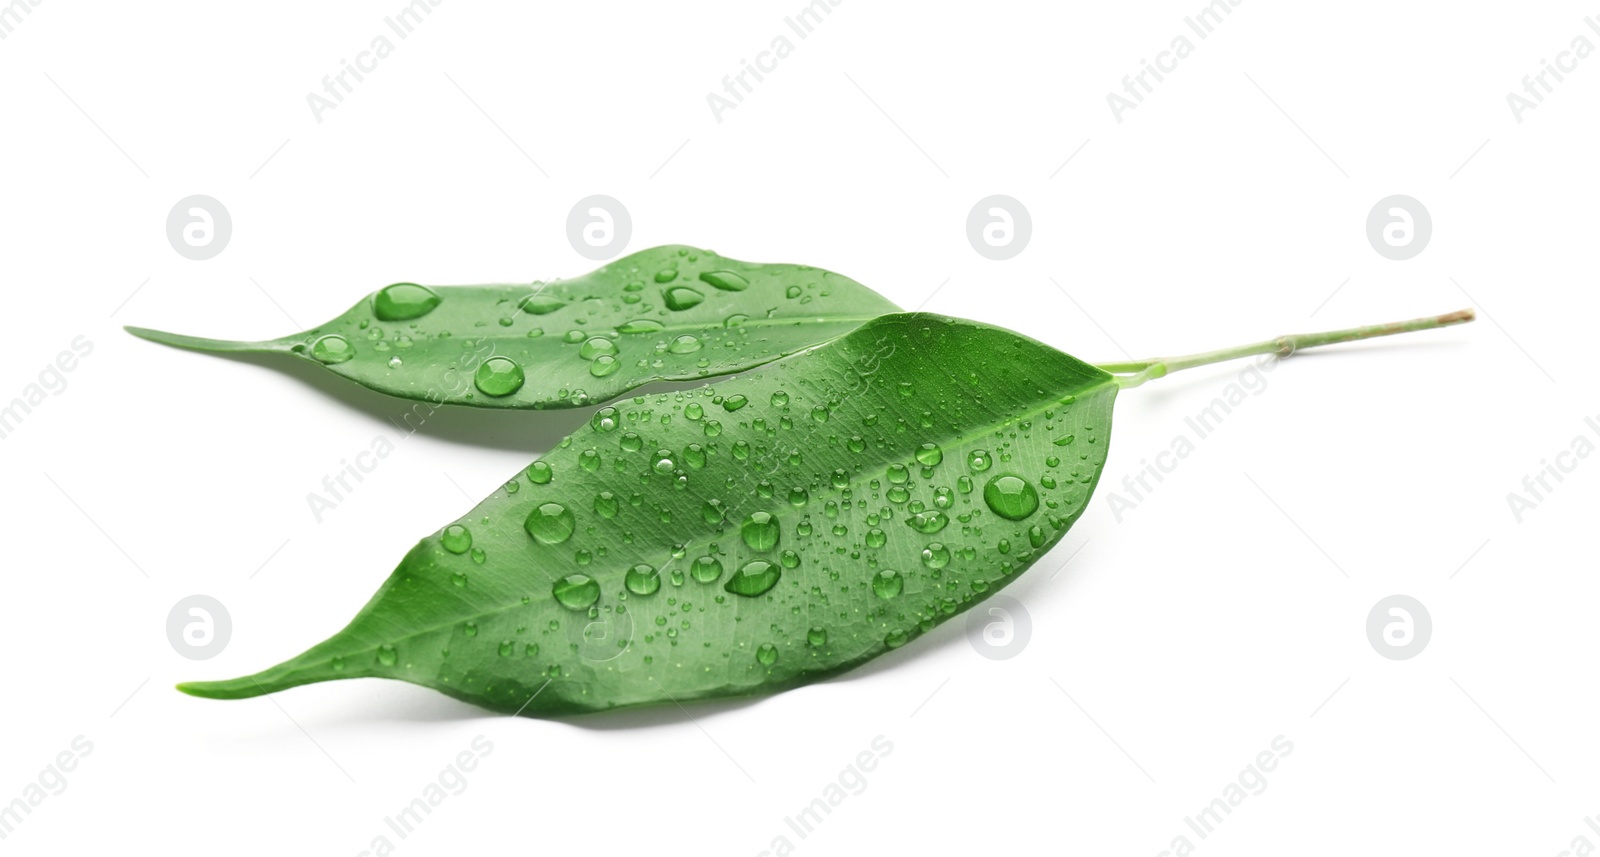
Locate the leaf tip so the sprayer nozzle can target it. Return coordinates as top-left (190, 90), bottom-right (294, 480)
top-left (175, 678), bottom-right (264, 700)
top-left (124, 326), bottom-right (274, 354)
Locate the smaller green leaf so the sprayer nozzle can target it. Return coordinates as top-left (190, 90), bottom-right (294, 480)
top-left (126, 245), bottom-right (900, 410)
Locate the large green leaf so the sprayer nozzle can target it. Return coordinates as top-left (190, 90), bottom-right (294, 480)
top-left (126, 245), bottom-right (899, 410)
top-left (179, 313), bottom-right (1117, 716)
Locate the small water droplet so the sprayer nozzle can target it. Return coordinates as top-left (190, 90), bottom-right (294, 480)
top-left (589, 355), bottom-right (620, 377)
top-left (921, 543), bottom-right (951, 569)
top-left (756, 643), bottom-right (778, 666)
top-left (807, 627), bottom-right (828, 646)
top-left (906, 510), bottom-right (948, 534)
top-left (527, 461), bottom-right (553, 484)
top-left (377, 644), bottom-right (398, 666)
top-left (967, 449), bottom-right (993, 472)
top-left (916, 442), bottom-right (944, 466)
top-left (668, 334), bottom-right (702, 354)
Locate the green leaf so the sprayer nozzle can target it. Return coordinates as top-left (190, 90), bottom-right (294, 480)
top-left (177, 313), bottom-right (1118, 715)
top-left (126, 245), bottom-right (899, 410)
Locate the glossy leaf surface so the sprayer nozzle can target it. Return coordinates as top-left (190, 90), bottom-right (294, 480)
top-left (127, 245), bottom-right (899, 410)
top-left (179, 314), bottom-right (1117, 716)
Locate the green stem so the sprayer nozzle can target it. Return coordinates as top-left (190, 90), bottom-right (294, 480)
top-left (1105, 308), bottom-right (1475, 389)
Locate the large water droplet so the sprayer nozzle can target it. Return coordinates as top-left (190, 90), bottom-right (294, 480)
top-left (740, 511), bottom-right (780, 552)
top-left (668, 334), bottom-right (702, 354)
top-left (725, 560), bottom-right (781, 597)
top-left (310, 334), bottom-right (354, 364)
top-left (579, 336), bottom-right (618, 360)
top-left (691, 555), bottom-right (724, 584)
top-left (591, 406), bottom-right (619, 432)
top-left (906, 510), bottom-right (948, 534)
top-left (915, 442), bottom-right (944, 466)
top-left (589, 355), bottom-right (620, 377)
top-left (756, 643), bottom-right (779, 666)
top-left (624, 564), bottom-right (661, 596)
top-left (520, 293), bottom-right (567, 315)
top-left (920, 543), bottom-right (951, 569)
top-left (699, 270), bottom-right (750, 291)
top-left (618, 319), bottom-right (665, 334)
top-left (983, 474), bottom-right (1040, 520)
top-left (376, 643), bottom-right (398, 666)
top-left (872, 569), bottom-right (904, 599)
top-left (807, 627), bottom-right (828, 646)
top-left (594, 491), bottom-right (619, 518)
top-left (552, 574), bottom-right (600, 609)
top-left (527, 461), bottom-right (553, 484)
top-left (441, 524), bottom-right (472, 554)
top-left (373, 283), bottom-right (441, 321)
top-left (525, 502), bottom-right (575, 544)
top-left (967, 449), bottom-right (994, 472)
top-left (475, 356), bottom-right (525, 397)
top-left (663, 286), bottom-right (705, 311)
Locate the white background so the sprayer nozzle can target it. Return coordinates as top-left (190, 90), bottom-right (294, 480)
top-left (1, 1), bottom-right (1595, 854)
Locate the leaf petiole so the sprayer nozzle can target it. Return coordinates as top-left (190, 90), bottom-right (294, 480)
top-left (1103, 308), bottom-right (1476, 389)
